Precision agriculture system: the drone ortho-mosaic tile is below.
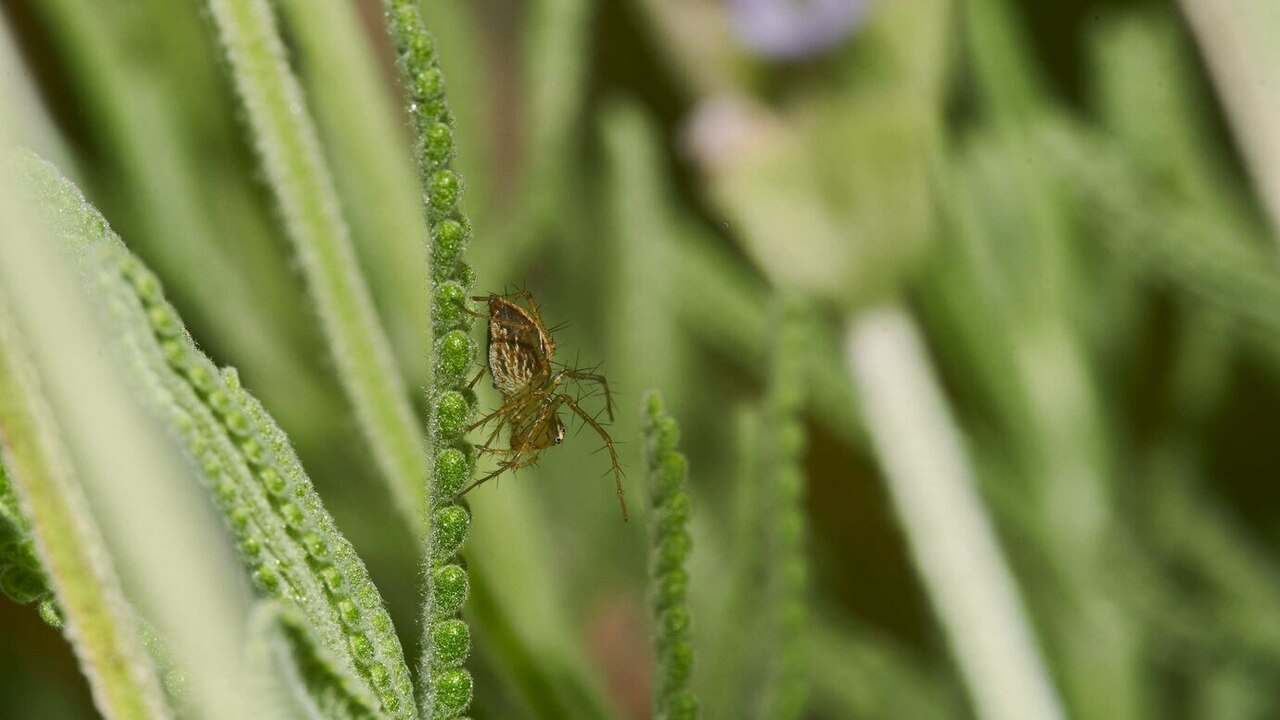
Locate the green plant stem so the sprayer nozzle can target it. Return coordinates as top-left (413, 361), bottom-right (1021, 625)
top-left (206, 0), bottom-right (428, 531)
top-left (643, 392), bottom-right (700, 720)
top-left (381, 2), bottom-right (482, 718)
top-left (757, 299), bottom-right (811, 720)
top-left (271, 0), bottom-right (431, 387)
top-left (0, 301), bottom-right (171, 720)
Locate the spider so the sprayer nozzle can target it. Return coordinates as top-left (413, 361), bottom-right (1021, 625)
top-left (456, 290), bottom-right (627, 520)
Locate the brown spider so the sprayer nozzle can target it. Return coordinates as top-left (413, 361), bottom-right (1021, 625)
top-left (457, 290), bottom-right (627, 520)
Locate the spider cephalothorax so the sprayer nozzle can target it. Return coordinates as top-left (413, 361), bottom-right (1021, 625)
top-left (459, 291), bottom-right (626, 520)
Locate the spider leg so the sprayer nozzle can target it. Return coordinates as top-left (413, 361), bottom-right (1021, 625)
top-left (552, 369), bottom-right (615, 422)
top-left (556, 393), bottom-right (627, 521)
top-left (517, 291), bottom-right (550, 332)
top-left (479, 412), bottom-right (507, 449)
top-left (457, 460), bottom-right (516, 496)
top-left (457, 431), bottom-right (544, 496)
top-left (464, 394), bottom-right (526, 433)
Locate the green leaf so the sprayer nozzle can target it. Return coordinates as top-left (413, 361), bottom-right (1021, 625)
top-left (12, 151), bottom-right (417, 720)
top-left (205, 0), bottom-right (429, 534)
top-left (0, 455), bottom-right (54, 609)
top-left (250, 602), bottom-right (385, 720)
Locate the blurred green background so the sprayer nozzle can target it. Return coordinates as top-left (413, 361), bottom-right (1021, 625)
top-left (4, 0), bottom-right (1280, 717)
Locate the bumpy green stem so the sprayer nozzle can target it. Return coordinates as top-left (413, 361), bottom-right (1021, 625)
top-left (205, 0), bottom-right (429, 532)
top-left (643, 392), bottom-right (700, 720)
top-left (757, 299), bottom-right (811, 720)
top-left (14, 152), bottom-right (415, 718)
top-left (381, 3), bottom-right (479, 717)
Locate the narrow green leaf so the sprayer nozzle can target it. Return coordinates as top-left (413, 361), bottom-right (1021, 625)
top-left (205, 0), bottom-right (429, 532)
top-left (13, 152), bottom-right (417, 719)
top-left (0, 163), bottom-right (171, 719)
top-left (250, 602), bottom-right (385, 720)
top-left (271, 0), bottom-right (431, 388)
top-left (0, 300), bottom-right (172, 720)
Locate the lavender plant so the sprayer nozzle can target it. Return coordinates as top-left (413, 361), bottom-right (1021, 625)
top-left (7, 0), bottom-right (1280, 719)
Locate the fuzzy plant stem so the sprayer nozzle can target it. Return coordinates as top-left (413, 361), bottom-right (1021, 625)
top-left (643, 392), bottom-right (700, 720)
top-left (757, 299), bottom-right (811, 720)
top-left (271, 0), bottom-right (431, 385)
top-left (14, 151), bottom-right (416, 718)
top-left (381, 2), bottom-right (481, 718)
top-left (845, 307), bottom-right (1065, 720)
top-left (205, 0), bottom-right (429, 531)
top-left (0, 293), bottom-right (170, 720)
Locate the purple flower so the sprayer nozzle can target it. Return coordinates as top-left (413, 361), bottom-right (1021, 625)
top-left (728, 0), bottom-right (867, 60)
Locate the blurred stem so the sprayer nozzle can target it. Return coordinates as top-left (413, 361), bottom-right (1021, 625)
top-left (464, 485), bottom-right (618, 720)
top-left (706, 406), bottom-right (764, 715)
top-left (272, 0), bottom-right (431, 387)
top-left (845, 306), bottom-right (1064, 720)
top-left (472, 0), bottom-right (593, 281)
top-left (0, 300), bottom-right (172, 720)
top-left (962, 2), bottom-right (1147, 715)
top-left (33, 0), bottom-right (332, 429)
top-left (756, 300), bottom-right (811, 720)
top-left (603, 101), bottom-right (684, 448)
top-left (206, 0), bottom-right (428, 530)
top-left (643, 392), bottom-right (701, 719)
top-left (1178, 0), bottom-right (1280, 241)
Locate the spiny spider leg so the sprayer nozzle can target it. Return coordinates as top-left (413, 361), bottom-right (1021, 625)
top-left (554, 393), bottom-right (627, 521)
top-left (458, 395), bottom-right (559, 495)
top-left (464, 393), bottom-right (529, 433)
top-left (552, 368), bottom-right (615, 421)
top-left (457, 425), bottom-right (546, 496)
top-left (477, 412), bottom-right (508, 451)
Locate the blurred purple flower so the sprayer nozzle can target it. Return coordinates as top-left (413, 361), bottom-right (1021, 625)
top-left (728, 0), bottom-right (867, 60)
